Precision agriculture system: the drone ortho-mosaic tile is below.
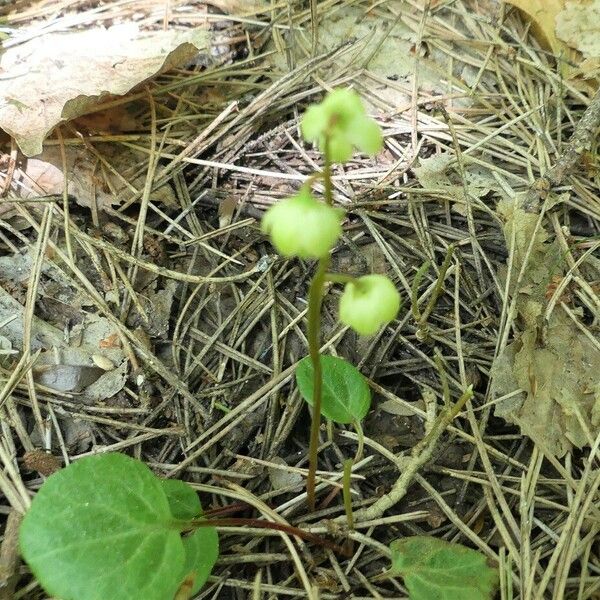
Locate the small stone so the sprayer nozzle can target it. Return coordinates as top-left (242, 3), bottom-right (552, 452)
top-left (92, 354), bottom-right (114, 371)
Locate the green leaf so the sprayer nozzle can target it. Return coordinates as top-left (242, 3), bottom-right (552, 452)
top-left (161, 478), bottom-right (219, 596)
top-left (295, 355), bottom-right (371, 424)
top-left (390, 536), bottom-right (499, 600)
top-left (19, 453), bottom-right (185, 600)
top-left (181, 527), bottom-right (219, 595)
top-left (161, 479), bottom-right (201, 520)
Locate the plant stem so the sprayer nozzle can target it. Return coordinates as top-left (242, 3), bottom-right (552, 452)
top-left (323, 138), bottom-right (333, 206)
top-left (353, 419), bottom-right (364, 462)
top-left (189, 517), bottom-right (350, 556)
top-left (342, 459), bottom-right (355, 531)
top-left (346, 385), bottom-right (473, 522)
top-left (303, 135), bottom-right (338, 511)
top-left (306, 255), bottom-right (330, 511)
top-left (304, 135), bottom-right (335, 512)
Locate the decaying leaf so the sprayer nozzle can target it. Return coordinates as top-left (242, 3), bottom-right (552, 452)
top-left (11, 145), bottom-right (177, 211)
top-left (22, 450), bottom-right (62, 477)
top-left (555, 0), bottom-right (600, 60)
top-left (504, 0), bottom-right (567, 56)
top-left (268, 457), bottom-right (303, 491)
top-left (414, 154), bottom-right (455, 190)
top-left (81, 360), bottom-right (129, 404)
top-left (491, 196), bottom-right (600, 456)
top-left (0, 251), bottom-right (129, 403)
top-left (0, 24), bottom-right (209, 156)
top-left (208, 0), bottom-right (268, 13)
top-left (413, 152), bottom-right (499, 212)
top-left (270, 6), bottom-right (412, 79)
top-left (33, 364), bottom-right (105, 393)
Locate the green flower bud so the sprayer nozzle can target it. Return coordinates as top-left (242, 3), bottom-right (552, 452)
top-left (339, 274), bottom-right (400, 336)
top-left (301, 88), bottom-right (383, 163)
top-left (261, 188), bottom-right (343, 259)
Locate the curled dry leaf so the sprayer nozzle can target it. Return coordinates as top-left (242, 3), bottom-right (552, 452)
top-left (0, 24), bottom-right (209, 156)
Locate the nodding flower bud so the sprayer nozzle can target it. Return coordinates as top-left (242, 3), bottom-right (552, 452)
top-left (301, 88), bottom-right (383, 163)
top-left (261, 187), bottom-right (343, 259)
top-left (339, 274), bottom-right (401, 336)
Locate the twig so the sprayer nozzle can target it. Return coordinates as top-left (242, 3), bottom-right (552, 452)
top-left (346, 386), bottom-right (473, 523)
top-left (523, 87), bottom-right (600, 211)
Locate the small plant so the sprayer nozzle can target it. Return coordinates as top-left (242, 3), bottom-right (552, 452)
top-left (18, 90), bottom-right (401, 599)
top-left (262, 88), bottom-right (400, 510)
top-left (389, 536), bottom-right (499, 600)
top-left (19, 453), bottom-right (218, 600)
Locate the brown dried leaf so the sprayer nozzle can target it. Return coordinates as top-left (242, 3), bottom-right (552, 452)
top-left (23, 450), bottom-right (62, 477)
top-left (0, 25), bottom-right (209, 156)
top-left (11, 145), bottom-right (177, 211)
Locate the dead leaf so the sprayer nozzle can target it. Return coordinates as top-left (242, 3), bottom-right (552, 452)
top-left (504, 0), bottom-right (567, 55)
top-left (491, 196), bottom-right (600, 456)
top-left (0, 24), bottom-right (209, 156)
top-left (268, 6), bottom-right (443, 109)
top-left (33, 364), bottom-right (105, 393)
top-left (573, 57), bottom-right (600, 79)
top-left (81, 360), bottom-right (129, 404)
top-left (218, 196), bottom-right (238, 228)
top-left (414, 153), bottom-right (499, 213)
top-left (10, 145), bottom-right (177, 211)
top-left (1, 252), bottom-right (129, 403)
top-left (268, 457), bottom-right (303, 491)
top-left (72, 105), bottom-right (143, 135)
top-left (379, 399), bottom-right (425, 417)
top-left (22, 450), bottom-right (62, 477)
top-left (126, 280), bottom-right (178, 339)
top-left (208, 0), bottom-right (268, 13)
top-left (555, 0), bottom-right (600, 59)
top-left (99, 333), bottom-right (122, 349)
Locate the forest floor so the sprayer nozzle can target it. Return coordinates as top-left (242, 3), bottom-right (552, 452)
top-left (0, 0), bottom-right (599, 598)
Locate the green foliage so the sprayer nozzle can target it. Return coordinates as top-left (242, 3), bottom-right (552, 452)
top-left (160, 479), bottom-right (219, 596)
top-left (19, 453), bottom-right (218, 600)
top-left (161, 479), bottom-right (202, 520)
top-left (301, 88), bottom-right (383, 162)
top-left (296, 355), bottom-right (371, 423)
top-left (390, 536), bottom-right (499, 600)
top-left (261, 186), bottom-right (344, 259)
top-left (181, 527), bottom-right (219, 596)
top-left (339, 274), bottom-right (401, 335)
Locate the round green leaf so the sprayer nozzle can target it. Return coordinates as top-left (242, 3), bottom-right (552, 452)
top-left (161, 479), bottom-right (219, 595)
top-left (390, 536), bottom-right (499, 600)
top-left (19, 453), bottom-right (185, 600)
top-left (181, 527), bottom-right (219, 595)
top-left (161, 479), bottom-right (201, 520)
top-left (295, 355), bottom-right (371, 424)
